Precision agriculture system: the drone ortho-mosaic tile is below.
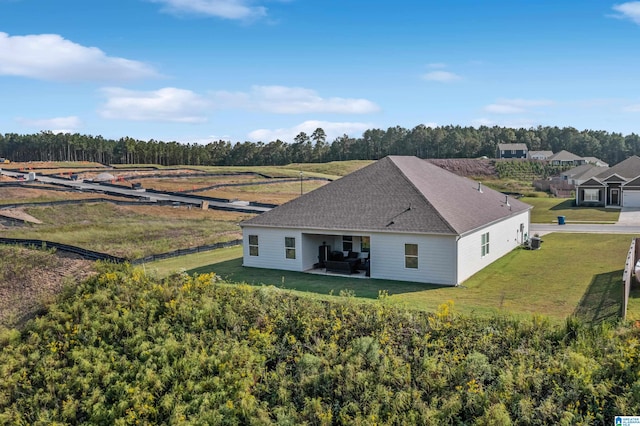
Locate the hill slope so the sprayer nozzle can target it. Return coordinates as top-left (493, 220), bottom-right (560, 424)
top-left (1, 266), bottom-right (639, 424)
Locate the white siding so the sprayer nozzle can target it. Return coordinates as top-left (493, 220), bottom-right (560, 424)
top-left (242, 226), bottom-right (303, 272)
top-left (243, 211), bottom-right (529, 286)
top-left (370, 232), bottom-right (457, 285)
top-left (456, 210), bottom-right (530, 283)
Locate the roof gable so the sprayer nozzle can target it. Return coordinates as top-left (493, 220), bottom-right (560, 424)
top-left (578, 177), bottom-right (603, 186)
top-left (596, 155), bottom-right (640, 180)
top-left (624, 176), bottom-right (640, 187)
top-left (242, 156), bottom-right (530, 235)
top-left (602, 173), bottom-right (626, 183)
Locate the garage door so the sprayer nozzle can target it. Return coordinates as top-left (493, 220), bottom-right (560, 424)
top-left (623, 190), bottom-right (640, 208)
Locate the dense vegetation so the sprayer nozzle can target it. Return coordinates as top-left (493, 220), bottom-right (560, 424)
top-left (1, 265), bottom-right (639, 424)
top-left (494, 161), bottom-right (571, 180)
top-left (2, 124), bottom-right (639, 167)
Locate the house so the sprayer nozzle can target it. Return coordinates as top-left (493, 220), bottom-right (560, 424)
top-left (497, 143), bottom-right (528, 159)
top-left (529, 150), bottom-right (554, 161)
top-left (561, 163), bottom-right (607, 186)
top-left (240, 156), bottom-right (531, 286)
top-left (576, 155), bottom-right (640, 207)
top-left (547, 150), bottom-right (586, 166)
top-left (583, 157), bottom-right (608, 167)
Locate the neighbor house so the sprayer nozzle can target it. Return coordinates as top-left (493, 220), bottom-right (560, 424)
top-left (576, 155), bottom-right (640, 207)
top-left (529, 150), bottom-right (554, 161)
top-left (583, 157), bottom-right (608, 167)
top-left (561, 163), bottom-right (608, 186)
top-left (547, 150), bottom-right (586, 166)
top-left (497, 143), bottom-right (528, 159)
top-left (240, 156), bottom-right (531, 286)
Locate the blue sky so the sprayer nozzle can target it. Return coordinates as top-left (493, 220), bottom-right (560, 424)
top-left (1, 0), bottom-right (640, 144)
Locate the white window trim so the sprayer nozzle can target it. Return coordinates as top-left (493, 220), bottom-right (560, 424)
top-left (481, 232), bottom-right (490, 258)
top-left (285, 237), bottom-right (296, 260)
top-left (249, 235), bottom-right (259, 256)
top-left (584, 189), bottom-right (599, 202)
top-left (405, 243), bottom-right (418, 269)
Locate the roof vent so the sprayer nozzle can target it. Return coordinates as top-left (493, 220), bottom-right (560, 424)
top-left (477, 182), bottom-right (483, 193)
top-left (505, 194), bottom-right (510, 206)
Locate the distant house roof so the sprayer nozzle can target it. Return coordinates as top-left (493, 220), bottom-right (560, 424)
top-left (583, 157), bottom-right (608, 167)
top-left (242, 156), bottom-right (531, 236)
top-left (497, 143), bottom-right (528, 151)
top-left (529, 150), bottom-right (554, 158)
top-left (562, 164), bottom-right (606, 181)
top-left (595, 155), bottom-right (640, 180)
top-left (547, 150), bottom-right (583, 162)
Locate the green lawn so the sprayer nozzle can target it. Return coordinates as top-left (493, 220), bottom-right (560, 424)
top-left (521, 197), bottom-right (620, 223)
top-left (2, 203), bottom-right (247, 259)
top-left (178, 233), bottom-right (634, 323)
top-left (627, 283), bottom-right (640, 321)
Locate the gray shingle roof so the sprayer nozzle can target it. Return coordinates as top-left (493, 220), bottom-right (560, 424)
top-left (529, 150), bottom-right (554, 158)
top-left (498, 143), bottom-right (528, 151)
top-left (547, 150), bottom-right (583, 161)
top-left (595, 155), bottom-right (640, 180)
top-left (242, 156), bottom-right (531, 235)
top-left (562, 164), bottom-right (606, 181)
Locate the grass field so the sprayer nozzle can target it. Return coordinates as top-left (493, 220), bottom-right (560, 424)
top-left (0, 186), bottom-right (130, 205)
top-left (3, 160), bottom-right (635, 324)
top-left (180, 233), bottom-right (635, 323)
top-left (521, 196), bottom-right (620, 223)
top-left (197, 180), bottom-right (330, 204)
top-left (1, 203), bottom-right (250, 258)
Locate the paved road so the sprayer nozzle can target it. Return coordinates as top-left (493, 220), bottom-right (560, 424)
top-left (532, 207), bottom-right (640, 235)
top-left (531, 223), bottom-right (640, 235)
top-left (0, 170), bottom-right (272, 213)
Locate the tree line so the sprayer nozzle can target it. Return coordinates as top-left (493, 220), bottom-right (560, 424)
top-left (1, 125), bottom-right (639, 166)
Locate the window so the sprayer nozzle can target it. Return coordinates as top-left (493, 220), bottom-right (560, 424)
top-left (360, 236), bottom-right (370, 253)
top-left (342, 236), bottom-right (353, 252)
top-left (285, 237), bottom-right (296, 259)
top-left (249, 235), bottom-right (259, 256)
top-left (481, 232), bottom-right (490, 257)
top-left (405, 244), bottom-right (418, 269)
top-left (584, 189), bottom-right (599, 202)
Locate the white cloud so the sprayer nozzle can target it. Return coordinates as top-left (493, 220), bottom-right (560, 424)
top-left (471, 118), bottom-right (494, 127)
top-left (421, 70), bottom-right (461, 82)
top-left (247, 120), bottom-right (372, 142)
top-left (483, 98), bottom-right (554, 114)
top-left (0, 32), bottom-right (157, 82)
top-left (213, 85), bottom-right (380, 114)
top-left (471, 117), bottom-right (539, 129)
top-left (426, 63), bottom-right (447, 69)
top-left (99, 87), bottom-right (211, 123)
top-left (612, 2), bottom-right (640, 25)
top-left (16, 116), bottom-right (81, 129)
top-left (623, 104), bottom-right (640, 112)
top-left (150, 0), bottom-right (267, 20)
top-left (423, 122), bottom-right (438, 128)
top-left (484, 104), bottom-right (525, 114)
top-left (16, 116), bottom-right (82, 133)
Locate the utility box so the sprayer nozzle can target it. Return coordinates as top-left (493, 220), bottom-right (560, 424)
top-left (27, 172), bottom-right (36, 181)
top-left (530, 237), bottom-right (541, 250)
